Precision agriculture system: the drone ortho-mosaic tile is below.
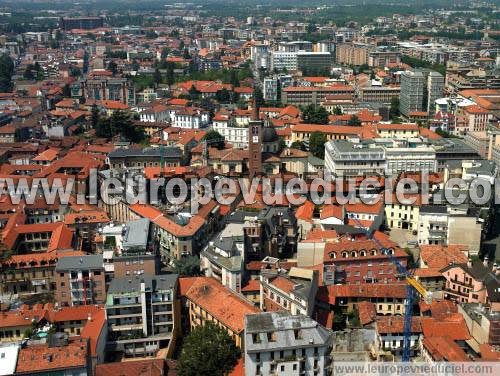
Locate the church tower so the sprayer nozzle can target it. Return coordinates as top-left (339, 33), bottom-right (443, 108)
top-left (248, 98), bottom-right (262, 180)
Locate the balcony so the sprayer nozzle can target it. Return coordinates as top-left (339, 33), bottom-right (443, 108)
top-left (110, 323), bottom-right (143, 331)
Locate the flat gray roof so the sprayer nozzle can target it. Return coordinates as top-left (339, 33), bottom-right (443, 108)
top-left (108, 274), bottom-right (178, 295)
top-left (56, 254), bottom-right (103, 271)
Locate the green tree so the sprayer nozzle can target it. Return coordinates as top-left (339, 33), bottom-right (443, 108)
top-left (291, 141), bottom-right (307, 151)
top-left (111, 110), bottom-right (146, 143)
top-left (202, 130), bottom-right (225, 150)
top-left (70, 67), bottom-right (82, 78)
top-left (333, 106), bottom-right (343, 115)
top-left (188, 85), bottom-right (200, 101)
top-left (183, 48), bottom-right (191, 60)
top-left (390, 97), bottom-right (400, 120)
top-left (178, 322), bottom-right (240, 376)
top-left (23, 64), bottom-right (35, 80)
top-left (160, 48), bottom-right (169, 59)
top-left (91, 105), bottom-right (99, 129)
top-left (0, 54), bottom-right (14, 92)
top-left (215, 88), bottom-right (231, 103)
top-left (347, 115), bottom-right (362, 126)
top-left (153, 68), bottom-right (162, 86)
top-left (253, 86), bottom-right (264, 107)
top-left (166, 62), bottom-right (175, 86)
top-left (173, 255), bottom-right (201, 276)
top-left (309, 131), bottom-right (327, 159)
top-left (229, 69), bottom-right (239, 88)
top-left (95, 118), bottom-right (112, 138)
top-left (302, 105), bottom-right (329, 124)
top-left (108, 61), bottom-right (118, 76)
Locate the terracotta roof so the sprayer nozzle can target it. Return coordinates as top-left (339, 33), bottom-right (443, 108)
top-left (324, 239), bottom-right (404, 262)
top-left (2, 221), bottom-right (74, 252)
top-left (16, 338), bottom-right (88, 374)
top-left (80, 309), bottom-right (106, 357)
top-left (292, 123), bottom-right (362, 135)
top-left (422, 336), bottom-right (468, 361)
top-left (295, 200), bottom-right (315, 222)
top-left (376, 316), bottom-right (422, 334)
top-left (241, 279), bottom-right (260, 292)
top-left (130, 202), bottom-right (217, 238)
top-left (32, 148), bottom-right (60, 162)
top-left (376, 123), bottom-right (418, 131)
top-left (419, 300), bottom-right (458, 321)
top-left (419, 244), bottom-right (468, 269)
top-left (464, 104), bottom-right (490, 114)
top-left (269, 275), bottom-right (296, 294)
top-left (317, 283), bottom-right (407, 305)
top-left (184, 277), bottom-right (259, 333)
top-left (480, 344), bottom-right (500, 361)
top-left (64, 210), bottom-right (110, 225)
top-left (421, 315), bottom-right (470, 341)
top-left (96, 359), bottom-right (168, 376)
top-left (357, 301), bottom-right (377, 326)
top-left (320, 204), bottom-right (343, 220)
top-left (419, 127), bottom-right (442, 139)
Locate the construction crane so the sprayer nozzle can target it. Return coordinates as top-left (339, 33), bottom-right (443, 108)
top-left (350, 218), bottom-right (431, 361)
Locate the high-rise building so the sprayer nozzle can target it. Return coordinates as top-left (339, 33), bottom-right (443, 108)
top-left (399, 70), bottom-right (444, 118)
top-left (297, 52), bottom-right (333, 75)
top-left (244, 311), bottom-right (333, 376)
top-left (427, 71), bottom-right (445, 116)
top-left (335, 43), bottom-right (371, 66)
top-left (59, 17), bottom-right (104, 30)
top-left (399, 70), bottom-right (426, 117)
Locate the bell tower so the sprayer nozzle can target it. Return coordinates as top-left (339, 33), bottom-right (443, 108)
top-left (248, 98), bottom-right (262, 180)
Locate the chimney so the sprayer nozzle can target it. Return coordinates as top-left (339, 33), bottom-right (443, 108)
top-left (87, 313), bottom-right (92, 322)
top-left (483, 257), bottom-right (489, 267)
top-left (467, 258), bottom-right (472, 268)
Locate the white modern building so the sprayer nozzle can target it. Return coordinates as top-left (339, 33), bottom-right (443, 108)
top-left (244, 312), bottom-right (333, 376)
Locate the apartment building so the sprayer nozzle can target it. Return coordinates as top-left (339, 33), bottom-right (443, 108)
top-left (359, 86), bottom-right (400, 104)
top-left (244, 312), bottom-right (333, 376)
top-left (441, 259), bottom-right (499, 309)
top-left (323, 240), bottom-right (408, 284)
top-left (399, 70), bottom-right (425, 117)
top-left (400, 70), bottom-right (444, 118)
top-left (454, 105), bottom-right (492, 135)
top-left (270, 51), bottom-right (298, 71)
top-left (55, 254), bottom-right (106, 306)
top-left (368, 50), bottom-right (401, 68)
top-left (105, 274), bottom-right (178, 358)
top-left (182, 276), bottom-right (259, 348)
top-left (200, 223), bottom-right (244, 292)
top-left (318, 283), bottom-right (408, 316)
top-left (385, 194), bottom-right (422, 231)
top-left (212, 112), bottom-right (249, 148)
top-left (282, 85), bottom-right (355, 106)
top-left (417, 205), bottom-right (449, 246)
top-left (297, 52), bottom-right (333, 75)
top-left (129, 201), bottom-right (220, 265)
top-left (0, 252), bottom-right (58, 296)
top-left (260, 267), bottom-right (319, 317)
top-left (336, 44), bottom-right (371, 66)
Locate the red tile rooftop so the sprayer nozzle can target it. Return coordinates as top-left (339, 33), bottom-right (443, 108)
top-left (16, 338), bottom-right (88, 374)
